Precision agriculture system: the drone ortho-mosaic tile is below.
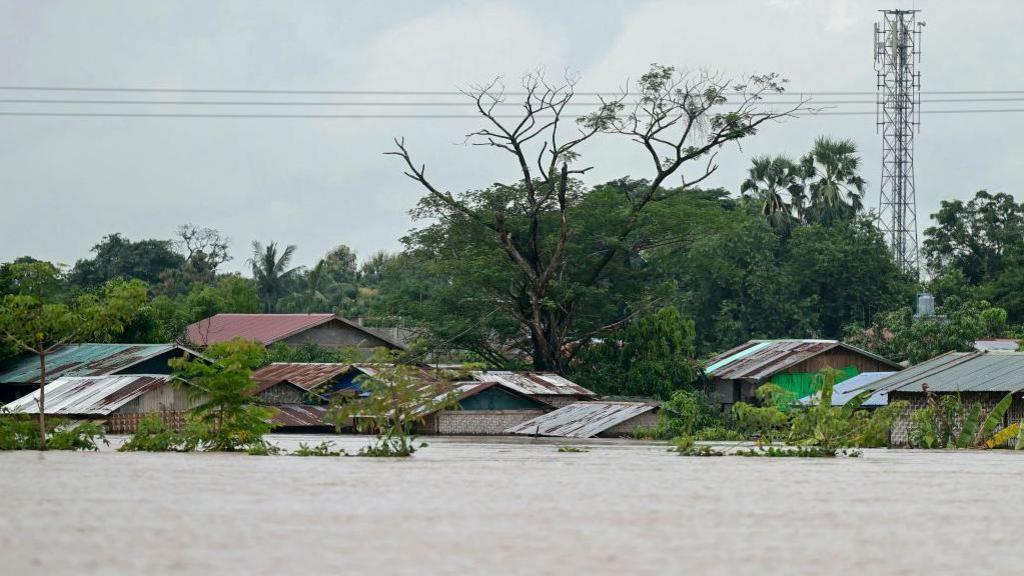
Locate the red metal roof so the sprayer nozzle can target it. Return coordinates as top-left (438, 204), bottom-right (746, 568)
top-left (270, 404), bottom-right (330, 427)
top-left (184, 313), bottom-right (402, 348)
top-left (251, 363), bottom-right (350, 392)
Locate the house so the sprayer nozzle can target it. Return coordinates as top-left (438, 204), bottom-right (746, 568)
top-left (3, 375), bottom-right (196, 433)
top-left (797, 371), bottom-right (895, 408)
top-left (413, 381), bottom-right (553, 435)
top-left (0, 343), bottom-right (200, 403)
top-left (335, 365), bottom-right (597, 408)
top-left (505, 401), bottom-right (659, 438)
top-left (866, 350), bottom-right (1024, 446)
top-left (184, 313), bottom-right (404, 351)
top-left (705, 339), bottom-right (902, 407)
top-left (250, 362), bottom-right (350, 404)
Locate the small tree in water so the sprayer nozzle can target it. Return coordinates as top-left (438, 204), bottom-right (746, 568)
top-left (0, 263), bottom-right (146, 450)
top-left (170, 339), bottom-right (274, 452)
top-left (327, 352), bottom-right (460, 457)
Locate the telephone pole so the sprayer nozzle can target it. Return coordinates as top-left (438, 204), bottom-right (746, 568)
top-left (875, 9), bottom-right (923, 275)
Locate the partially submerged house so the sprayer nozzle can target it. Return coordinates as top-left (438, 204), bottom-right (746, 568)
top-left (3, 375), bottom-right (196, 432)
top-left (705, 339), bottom-right (902, 407)
top-left (796, 372), bottom-right (896, 408)
top-left (0, 343), bottom-right (199, 403)
top-left (184, 313), bottom-right (403, 351)
top-left (413, 381), bottom-right (553, 435)
top-left (866, 350), bottom-right (1024, 446)
top-left (505, 401), bottom-right (659, 438)
top-left (251, 362), bottom-right (350, 404)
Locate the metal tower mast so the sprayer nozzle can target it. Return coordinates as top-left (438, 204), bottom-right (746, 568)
top-left (874, 9), bottom-right (923, 275)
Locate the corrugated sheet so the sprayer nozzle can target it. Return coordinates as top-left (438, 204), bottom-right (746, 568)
top-left (271, 404), bottom-right (330, 427)
top-left (184, 313), bottom-right (404, 348)
top-left (471, 371), bottom-right (596, 397)
top-left (705, 339), bottom-right (900, 381)
top-left (797, 372), bottom-right (895, 407)
top-left (873, 351), bottom-right (1024, 394)
top-left (252, 362), bottom-right (350, 392)
top-left (0, 344), bottom-right (185, 384)
top-left (3, 375), bottom-right (173, 415)
top-left (505, 401), bottom-right (657, 438)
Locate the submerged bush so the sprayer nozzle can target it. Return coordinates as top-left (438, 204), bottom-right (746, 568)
top-left (0, 410), bottom-right (107, 451)
top-left (291, 441), bottom-right (344, 457)
top-left (118, 414), bottom-right (185, 452)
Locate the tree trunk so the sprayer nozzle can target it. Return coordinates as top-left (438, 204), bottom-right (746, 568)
top-left (37, 351), bottom-right (47, 451)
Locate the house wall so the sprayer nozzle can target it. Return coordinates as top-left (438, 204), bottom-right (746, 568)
top-left (258, 383), bottom-right (305, 404)
top-left (533, 395), bottom-right (587, 408)
top-left (435, 410), bottom-right (546, 435)
top-left (106, 411), bottom-right (188, 434)
top-left (597, 410), bottom-right (660, 438)
top-left (458, 388), bottom-right (546, 411)
top-left (888, 391), bottom-right (1024, 447)
top-left (785, 350), bottom-right (895, 375)
top-left (113, 350), bottom-right (185, 375)
top-left (281, 322), bottom-right (396, 350)
top-left (114, 384), bottom-right (196, 414)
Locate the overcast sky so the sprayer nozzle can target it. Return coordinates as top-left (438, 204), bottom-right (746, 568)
top-left (1, 0), bottom-right (1021, 272)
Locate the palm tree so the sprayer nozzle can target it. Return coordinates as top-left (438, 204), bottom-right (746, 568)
top-left (740, 155), bottom-right (804, 230)
top-left (249, 241), bottom-right (300, 312)
top-left (280, 259), bottom-right (333, 313)
top-left (800, 137), bottom-right (866, 224)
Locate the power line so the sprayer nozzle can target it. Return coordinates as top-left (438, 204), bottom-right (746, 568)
top-left (4, 84), bottom-right (1024, 96)
top-left (1, 108), bottom-right (1023, 119)
top-left (4, 97), bottom-right (1024, 107)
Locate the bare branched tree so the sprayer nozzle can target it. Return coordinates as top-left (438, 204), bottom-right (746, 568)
top-left (388, 65), bottom-right (805, 371)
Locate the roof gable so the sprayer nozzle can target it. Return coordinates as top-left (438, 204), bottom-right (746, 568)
top-left (705, 339), bottom-right (901, 381)
top-left (0, 344), bottom-right (190, 384)
top-left (4, 375), bottom-right (173, 415)
top-left (184, 314), bottom-right (403, 348)
top-left (251, 362), bottom-right (350, 391)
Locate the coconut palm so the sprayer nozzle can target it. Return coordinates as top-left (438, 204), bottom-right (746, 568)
top-left (279, 259), bottom-right (334, 313)
top-left (249, 241), bottom-right (301, 312)
top-left (800, 137), bottom-right (867, 224)
top-left (740, 155), bottom-right (804, 230)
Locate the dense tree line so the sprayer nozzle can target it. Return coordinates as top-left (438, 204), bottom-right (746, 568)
top-left (3, 65), bottom-right (1020, 400)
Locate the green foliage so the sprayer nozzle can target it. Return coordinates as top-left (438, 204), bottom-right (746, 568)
top-left (170, 340), bottom-right (274, 452)
top-left (572, 307), bottom-right (700, 399)
top-left (327, 351), bottom-right (460, 457)
top-left (909, 390), bottom-right (1016, 449)
top-left (670, 435), bottom-right (725, 456)
top-left (118, 414), bottom-right (185, 452)
top-left (978, 391), bottom-right (1014, 445)
top-left (249, 241), bottom-right (301, 313)
top-left (264, 342), bottom-right (363, 365)
top-left (735, 446), bottom-right (853, 458)
top-left (732, 400), bottom-right (790, 444)
top-left (291, 441), bottom-right (344, 457)
top-left (69, 233), bottom-right (185, 290)
top-left (694, 426), bottom-right (746, 441)
top-left (655, 389), bottom-right (723, 439)
top-left (0, 410), bottom-right (107, 451)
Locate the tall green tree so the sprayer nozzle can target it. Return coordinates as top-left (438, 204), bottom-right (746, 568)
top-left (800, 137), bottom-right (866, 224)
top-left (0, 263), bottom-right (147, 449)
top-left (69, 233), bottom-right (184, 290)
top-left (249, 241), bottom-right (300, 312)
top-left (740, 155), bottom-right (803, 230)
top-left (388, 65), bottom-right (798, 371)
top-left (922, 190), bottom-right (1024, 284)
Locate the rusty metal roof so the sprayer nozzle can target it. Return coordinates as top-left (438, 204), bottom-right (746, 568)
top-left (270, 404), bottom-right (330, 427)
top-left (873, 351), bottom-right (1024, 394)
top-left (252, 363), bottom-right (350, 392)
top-left (705, 339), bottom-right (901, 381)
top-left (471, 371), bottom-right (596, 397)
top-left (3, 375), bottom-right (173, 415)
top-left (184, 313), bottom-right (404, 348)
top-left (505, 401), bottom-right (657, 438)
top-left (0, 344), bottom-right (194, 385)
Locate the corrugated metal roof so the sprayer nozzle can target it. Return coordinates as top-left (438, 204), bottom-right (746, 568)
top-left (705, 339), bottom-right (901, 381)
top-left (505, 401), bottom-right (657, 438)
top-left (252, 363), bottom-right (349, 392)
top-left (797, 372), bottom-right (895, 407)
top-left (873, 351), bottom-right (1024, 394)
top-left (471, 371), bottom-right (596, 397)
top-left (184, 313), bottom-right (404, 348)
top-left (3, 375), bottom-right (173, 415)
top-left (270, 404), bottom-right (330, 427)
top-left (0, 344), bottom-right (187, 384)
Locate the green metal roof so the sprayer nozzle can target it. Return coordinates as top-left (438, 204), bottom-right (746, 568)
top-left (873, 351), bottom-right (1024, 394)
top-left (0, 343), bottom-right (181, 384)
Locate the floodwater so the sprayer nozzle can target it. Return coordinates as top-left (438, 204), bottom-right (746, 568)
top-left (2, 435), bottom-right (1022, 576)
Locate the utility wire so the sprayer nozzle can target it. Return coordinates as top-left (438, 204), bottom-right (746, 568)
top-left (5, 84), bottom-right (1024, 96)
top-left (5, 97), bottom-right (1024, 106)
top-left (0, 109), bottom-right (1022, 119)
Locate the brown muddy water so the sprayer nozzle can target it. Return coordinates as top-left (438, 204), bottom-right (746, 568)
top-left (1, 435), bottom-right (1021, 575)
